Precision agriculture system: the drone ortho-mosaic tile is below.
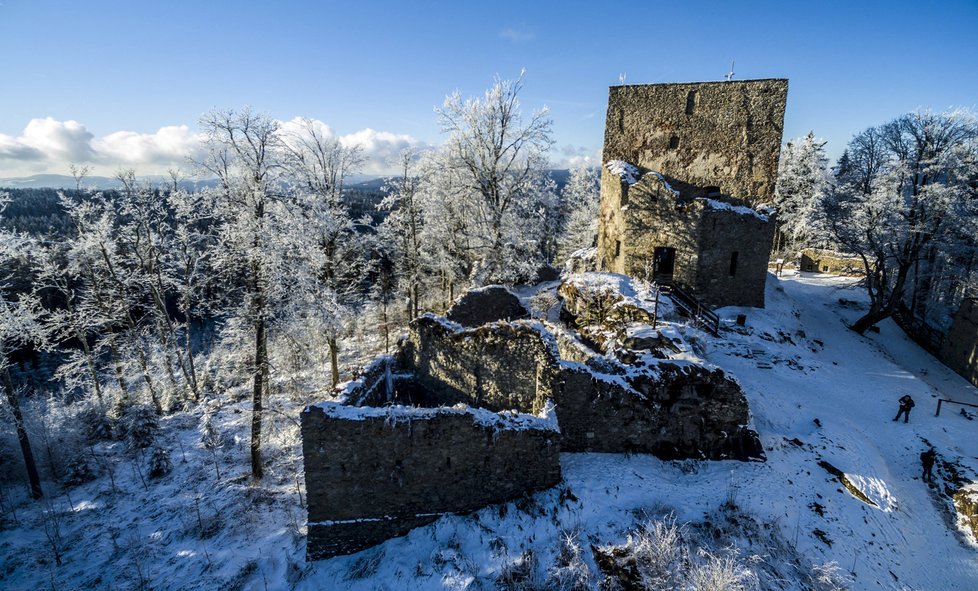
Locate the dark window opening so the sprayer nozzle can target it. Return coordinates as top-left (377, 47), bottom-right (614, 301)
top-left (653, 246), bottom-right (676, 281)
top-left (729, 251), bottom-right (739, 277)
top-left (668, 135), bottom-right (680, 150)
top-left (685, 90), bottom-right (697, 115)
top-left (705, 186), bottom-right (722, 198)
top-left (621, 187), bottom-right (629, 207)
top-left (615, 240), bottom-right (622, 257)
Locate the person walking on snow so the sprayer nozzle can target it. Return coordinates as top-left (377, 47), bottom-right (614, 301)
top-left (893, 394), bottom-right (915, 423)
top-left (920, 448), bottom-right (936, 482)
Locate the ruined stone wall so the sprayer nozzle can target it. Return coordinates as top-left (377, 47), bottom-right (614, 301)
top-left (598, 169), bottom-right (702, 281)
top-left (597, 167), bottom-right (628, 274)
top-left (555, 363), bottom-right (761, 459)
top-left (598, 168), bottom-right (773, 307)
top-left (404, 315), bottom-right (557, 413)
top-left (602, 79), bottom-right (788, 206)
top-left (302, 403), bottom-right (561, 559)
top-left (623, 177), bottom-right (702, 285)
top-left (405, 311), bottom-right (762, 460)
top-left (799, 249), bottom-right (865, 275)
top-left (696, 207), bottom-right (773, 308)
top-left (941, 298), bottom-right (978, 388)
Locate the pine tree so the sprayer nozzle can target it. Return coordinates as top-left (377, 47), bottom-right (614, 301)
top-left (556, 165), bottom-right (600, 265)
top-left (773, 132), bottom-right (829, 255)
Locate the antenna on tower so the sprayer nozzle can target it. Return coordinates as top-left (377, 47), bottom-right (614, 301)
top-left (724, 61), bottom-right (735, 82)
top-left (619, 72), bottom-right (626, 85)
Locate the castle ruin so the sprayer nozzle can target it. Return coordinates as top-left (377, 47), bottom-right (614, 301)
top-left (597, 79), bottom-right (788, 308)
top-left (302, 282), bottom-right (763, 559)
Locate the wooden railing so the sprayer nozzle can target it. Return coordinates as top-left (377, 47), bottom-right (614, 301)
top-left (935, 398), bottom-right (978, 417)
top-left (659, 282), bottom-right (720, 336)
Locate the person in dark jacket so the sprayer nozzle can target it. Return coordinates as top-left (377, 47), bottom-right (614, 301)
top-left (921, 448), bottom-right (936, 482)
top-left (893, 394), bottom-right (915, 423)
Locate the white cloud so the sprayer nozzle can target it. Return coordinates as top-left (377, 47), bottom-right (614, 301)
top-left (93, 125), bottom-right (202, 167)
top-left (17, 117), bottom-right (95, 162)
top-left (278, 116), bottom-right (335, 142)
top-left (552, 145), bottom-right (601, 169)
top-left (0, 116), bottom-right (426, 178)
top-left (339, 128), bottom-right (423, 174)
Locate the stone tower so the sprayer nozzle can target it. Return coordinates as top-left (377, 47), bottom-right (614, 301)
top-left (597, 79), bottom-right (788, 308)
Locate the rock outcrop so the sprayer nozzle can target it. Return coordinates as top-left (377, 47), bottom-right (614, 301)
top-left (445, 285), bottom-right (529, 327)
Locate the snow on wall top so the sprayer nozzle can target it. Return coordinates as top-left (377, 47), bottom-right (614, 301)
top-left (699, 198), bottom-right (770, 222)
top-left (307, 400), bottom-right (560, 433)
top-left (605, 160), bottom-right (643, 185)
top-left (332, 355), bottom-right (394, 404)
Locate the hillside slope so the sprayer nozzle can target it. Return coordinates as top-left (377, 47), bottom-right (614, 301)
top-left (0, 271), bottom-right (975, 590)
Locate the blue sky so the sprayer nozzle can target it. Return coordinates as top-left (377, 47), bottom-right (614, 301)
top-left (1, 0), bottom-right (976, 177)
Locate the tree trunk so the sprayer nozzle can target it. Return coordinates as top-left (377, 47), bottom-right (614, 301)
top-left (328, 336), bottom-right (340, 388)
top-left (850, 308), bottom-right (891, 335)
top-left (183, 310), bottom-right (199, 401)
top-left (3, 368), bottom-right (43, 499)
top-left (251, 318), bottom-right (266, 480)
top-left (851, 260), bottom-right (911, 334)
top-left (76, 329), bottom-right (102, 403)
top-left (109, 344), bottom-right (129, 400)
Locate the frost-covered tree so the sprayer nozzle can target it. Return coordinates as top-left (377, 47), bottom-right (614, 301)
top-left (378, 149), bottom-right (426, 320)
top-left (556, 165), bottom-right (600, 264)
top-left (164, 186), bottom-right (217, 399)
top-left (280, 118), bottom-right (368, 387)
top-left (824, 110), bottom-right (978, 334)
top-left (33, 239), bottom-right (108, 403)
top-left (774, 132), bottom-right (829, 254)
top-left (113, 170), bottom-right (197, 404)
top-left (196, 108), bottom-right (288, 479)
top-left (59, 190), bottom-right (160, 409)
top-left (0, 192), bottom-right (44, 499)
top-left (428, 72), bottom-right (558, 285)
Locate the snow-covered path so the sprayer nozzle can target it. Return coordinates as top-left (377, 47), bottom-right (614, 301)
top-left (701, 271), bottom-right (978, 590)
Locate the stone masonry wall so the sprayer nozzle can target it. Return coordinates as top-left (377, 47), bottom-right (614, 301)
top-left (303, 304), bottom-right (765, 559)
top-left (404, 315), bottom-right (557, 414)
top-left (799, 248), bottom-right (865, 276)
top-left (404, 312), bottom-right (763, 460)
top-left (302, 403), bottom-right (561, 559)
top-left (555, 363), bottom-right (761, 459)
top-left (598, 168), bottom-right (773, 307)
top-left (602, 79), bottom-right (788, 206)
top-left (941, 298), bottom-right (978, 388)
top-left (599, 170), bottom-right (701, 284)
top-left (696, 206), bottom-right (773, 308)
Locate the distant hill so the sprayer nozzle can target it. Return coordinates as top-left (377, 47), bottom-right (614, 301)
top-left (0, 174), bottom-right (219, 191)
top-left (2, 170), bottom-right (575, 192)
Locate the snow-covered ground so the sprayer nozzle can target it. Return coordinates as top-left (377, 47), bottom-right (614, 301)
top-left (702, 271), bottom-right (978, 589)
top-left (1, 271), bottom-right (976, 590)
